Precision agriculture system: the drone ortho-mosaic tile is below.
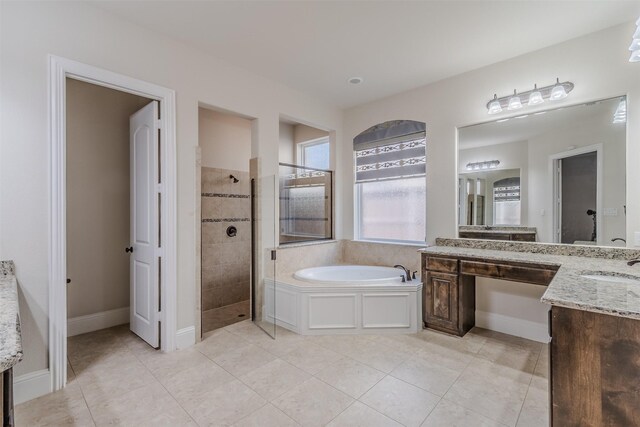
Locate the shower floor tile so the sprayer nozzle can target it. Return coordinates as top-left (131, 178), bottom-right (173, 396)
top-left (202, 299), bottom-right (250, 333)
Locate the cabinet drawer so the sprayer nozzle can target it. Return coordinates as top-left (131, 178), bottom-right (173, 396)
top-left (426, 256), bottom-right (458, 273)
top-left (511, 233), bottom-right (536, 242)
top-left (460, 260), bottom-right (555, 285)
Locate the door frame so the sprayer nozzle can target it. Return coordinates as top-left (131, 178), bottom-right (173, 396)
top-left (549, 143), bottom-right (603, 245)
top-left (48, 55), bottom-right (178, 391)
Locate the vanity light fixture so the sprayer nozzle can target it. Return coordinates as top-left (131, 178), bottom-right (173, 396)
top-left (507, 90), bottom-right (523, 110)
top-left (631, 16), bottom-right (640, 62)
top-left (549, 78), bottom-right (568, 101)
top-left (613, 98), bottom-right (627, 124)
top-left (466, 160), bottom-right (500, 171)
top-left (488, 94), bottom-right (503, 114)
top-left (528, 85), bottom-right (544, 106)
top-left (486, 78), bottom-right (574, 114)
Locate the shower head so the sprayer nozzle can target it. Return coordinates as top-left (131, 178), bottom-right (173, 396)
top-left (229, 174), bottom-right (239, 183)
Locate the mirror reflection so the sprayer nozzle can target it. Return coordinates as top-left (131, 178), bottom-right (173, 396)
top-left (458, 96), bottom-right (626, 246)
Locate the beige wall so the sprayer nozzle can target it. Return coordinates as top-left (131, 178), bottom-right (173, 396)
top-left (66, 79), bottom-right (150, 319)
top-left (199, 108), bottom-right (252, 172)
top-left (279, 122), bottom-right (294, 164)
top-left (1, 1), bottom-right (342, 377)
top-left (294, 124), bottom-right (329, 144)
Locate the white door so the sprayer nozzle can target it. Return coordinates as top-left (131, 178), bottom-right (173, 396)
top-left (129, 101), bottom-right (160, 348)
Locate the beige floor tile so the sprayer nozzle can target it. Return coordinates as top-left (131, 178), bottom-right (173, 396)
top-left (367, 334), bottom-right (427, 355)
top-left (360, 376), bottom-right (440, 427)
top-left (417, 328), bottom-right (487, 354)
top-left (307, 334), bottom-right (374, 355)
top-left (533, 345), bottom-right (549, 380)
top-left (75, 357), bottom-right (157, 408)
top-left (15, 382), bottom-right (94, 427)
top-left (239, 358), bottom-right (311, 401)
top-left (517, 377), bottom-right (549, 427)
top-left (273, 377), bottom-right (353, 427)
top-left (69, 346), bottom-right (138, 376)
top-left (195, 329), bottom-right (250, 359)
top-left (212, 342), bottom-right (278, 377)
top-left (476, 341), bottom-right (540, 374)
top-left (417, 341), bottom-right (474, 372)
top-left (421, 399), bottom-right (507, 427)
top-left (474, 329), bottom-right (543, 353)
top-left (233, 403), bottom-right (299, 427)
top-left (444, 359), bottom-right (530, 426)
top-left (225, 319), bottom-right (276, 343)
top-left (88, 382), bottom-right (194, 426)
top-left (315, 357), bottom-right (385, 398)
top-left (327, 401), bottom-right (402, 427)
top-left (390, 356), bottom-right (461, 396)
top-left (254, 329), bottom-right (308, 357)
top-left (281, 342), bottom-right (344, 374)
top-left (159, 358), bottom-right (235, 403)
top-left (182, 379), bottom-right (267, 426)
top-left (137, 346), bottom-right (212, 379)
top-left (341, 340), bottom-right (412, 373)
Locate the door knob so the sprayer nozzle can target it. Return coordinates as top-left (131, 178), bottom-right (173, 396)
top-left (125, 246), bottom-right (133, 253)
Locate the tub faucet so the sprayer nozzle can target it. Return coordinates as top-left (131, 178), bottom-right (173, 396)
top-left (628, 259), bottom-right (640, 267)
top-left (394, 264), bottom-right (411, 281)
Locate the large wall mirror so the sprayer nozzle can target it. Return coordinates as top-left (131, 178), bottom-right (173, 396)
top-left (458, 96), bottom-right (627, 247)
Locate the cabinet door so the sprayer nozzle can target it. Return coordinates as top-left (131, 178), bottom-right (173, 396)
top-left (424, 271), bottom-right (459, 332)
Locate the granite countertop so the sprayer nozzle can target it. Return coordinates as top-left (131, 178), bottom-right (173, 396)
top-left (420, 245), bottom-right (640, 320)
top-left (1, 261), bottom-right (23, 372)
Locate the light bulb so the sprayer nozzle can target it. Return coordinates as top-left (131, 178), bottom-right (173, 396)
top-left (488, 94), bottom-right (502, 114)
top-left (630, 49), bottom-right (640, 63)
top-left (549, 78), bottom-right (567, 101)
top-left (507, 90), bottom-right (522, 110)
top-left (528, 84), bottom-right (544, 106)
top-left (630, 39), bottom-right (640, 51)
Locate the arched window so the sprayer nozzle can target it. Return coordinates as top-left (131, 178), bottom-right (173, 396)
top-left (354, 120), bottom-right (426, 243)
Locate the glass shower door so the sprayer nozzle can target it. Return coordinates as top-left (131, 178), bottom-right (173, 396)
top-left (251, 174), bottom-right (277, 339)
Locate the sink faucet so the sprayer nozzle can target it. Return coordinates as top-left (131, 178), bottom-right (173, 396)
top-left (628, 259), bottom-right (640, 266)
top-left (394, 264), bottom-right (411, 281)
top-left (612, 238), bottom-right (626, 244)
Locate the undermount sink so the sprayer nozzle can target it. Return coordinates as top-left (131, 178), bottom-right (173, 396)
top-left (580, 272), bottom-right (640, 285)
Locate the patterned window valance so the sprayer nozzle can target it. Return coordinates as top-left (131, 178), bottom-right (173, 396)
top-left (353, 120), bottom-right (426, 149)
top-left (354, 120), bottom-right (426, 183)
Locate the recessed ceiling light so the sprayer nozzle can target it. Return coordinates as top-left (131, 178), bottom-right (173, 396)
top-left (348, 77), bottom-right (364, 85)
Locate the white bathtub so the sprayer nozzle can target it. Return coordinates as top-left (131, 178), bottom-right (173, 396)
top-left (294, 265), bottom-right (405, 284)
top-left (265, 265), bottom-right (423, 335)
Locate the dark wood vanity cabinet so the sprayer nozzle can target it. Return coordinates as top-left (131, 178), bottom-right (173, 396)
top-left (422, 256), bottom-right (475, 336)
top-left (550, 306), bottom-right (640, 426)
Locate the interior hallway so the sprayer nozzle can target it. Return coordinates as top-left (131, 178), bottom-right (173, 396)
top-left (16, 322), bottom-right (548, 426)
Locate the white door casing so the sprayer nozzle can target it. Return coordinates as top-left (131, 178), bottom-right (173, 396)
top-left (130, 101), bottom-right (160, 347)
top-left (49, 55), bottom-right (177, 393)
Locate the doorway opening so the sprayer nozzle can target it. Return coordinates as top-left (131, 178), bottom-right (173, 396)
top-left (198, 107), bottom-right (253, 337)
top-left (551, 145), bottom-right (602, 245)
top-left (49, 56), bottom-right (177, 392)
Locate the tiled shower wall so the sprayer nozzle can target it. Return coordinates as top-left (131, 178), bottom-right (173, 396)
top-left (201, 167), bottom-right (251, 332)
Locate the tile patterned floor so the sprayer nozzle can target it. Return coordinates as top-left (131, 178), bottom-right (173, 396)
top-left (16, 322), bottom-right (549, 426)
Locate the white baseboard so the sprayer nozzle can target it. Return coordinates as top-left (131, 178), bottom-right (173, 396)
top-left (176, 326), bottom-right (195, 349)
top-left (13, 369), bottom-right (51, 404)
top-left (475, 310), bottom-right (550, 343)
top-left (67, 307), bottom-right (129, 337)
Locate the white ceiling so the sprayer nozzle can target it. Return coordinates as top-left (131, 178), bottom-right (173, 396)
top-left (458, 96), bottom-right (624, 149)
top-left (91, 1), bottom-right (640, 108)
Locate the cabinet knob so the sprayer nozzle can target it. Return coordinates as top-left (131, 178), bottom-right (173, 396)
top-left (125, 247), bottom-right (133, 253)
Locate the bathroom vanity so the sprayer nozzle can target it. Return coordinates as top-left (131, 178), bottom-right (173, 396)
top-left (421, 239), bottom-right (640, 426)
